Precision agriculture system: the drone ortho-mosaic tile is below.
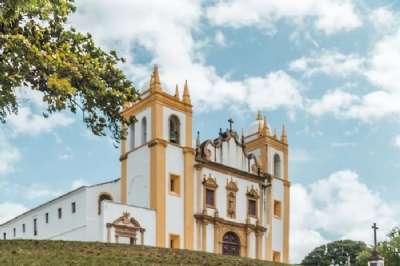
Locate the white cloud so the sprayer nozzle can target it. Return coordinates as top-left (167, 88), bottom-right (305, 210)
top-left (302, 29), bottom-right (400, 122)
top-left (290, 50), bottom-right (364, 77)
top-left (0, 202), bottom-right (28, 224)
top-left (366, 29), bottom-right (400, 92)
top-left (394, 135), bottom-right (400, 148)
top-left (245, 71), bottom-right (303, 112)
top-left (0, 134), bottom-right (21, 175)
top-left (8, 107), bottom-right (74, 136)
top-left (68, 0), bottom-right (303, 114)
top-left (206, 0), bottom-right (362, 34)
top-left (214, 31), bottom-right (227, 46)
top-left (308, 89), bottom-right (359, 117)
top-left (291, 170), bottom-right (400, 263)
top-left (370, 7), bottom-right (397, 30)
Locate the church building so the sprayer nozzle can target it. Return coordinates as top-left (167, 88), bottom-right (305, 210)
top-left (0, 66), bottom-right (291, 263)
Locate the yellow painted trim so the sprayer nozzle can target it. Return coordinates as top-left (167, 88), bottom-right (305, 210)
top-left (169, 234), bottom-right (181, 249)
top-left (149, 101), bottom-right (166, 247)
top-left (123, 92), bottom-right (192, 119)
top-left (283, 181), bottom-right (290, 263)
top-left (183, 147), bottom-right (194, 250)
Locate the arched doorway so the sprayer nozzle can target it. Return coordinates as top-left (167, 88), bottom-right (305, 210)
top-left (222, 231), bottom-right (241, 256)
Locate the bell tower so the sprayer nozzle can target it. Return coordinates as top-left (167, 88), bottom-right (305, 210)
top-left (244, 112), bottom-right (290, 263)
top-left (120, 65), bottom-right (194, 248)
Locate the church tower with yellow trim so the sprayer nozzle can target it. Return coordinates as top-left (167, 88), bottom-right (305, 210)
top-left (120, 65), bottom-right (195, 249)
top-left (244, 112), bottom-right (290, 262)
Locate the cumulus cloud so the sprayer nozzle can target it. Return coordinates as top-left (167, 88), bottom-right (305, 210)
top-left (290, 50), bottom-right (364, 77)
top-left (366, 29), bottom-right (400, 92)
top-left (370, 7), bottom-right (397, 30)
top-left (291, 170), bottom-right (400, 263)
top-left (0, 135), bottom-right (21, 175)
top-left (68, 0), bottom-right (304, 114)
top-left (0, 202), bottom-right (28, 224)
top-left (394, 135), bottom-right (400, 148)
top-left (8, 107), bottom-right (74, 136)
top-left (308, 89), bottom-right (360, 117)
top-left (245, 71), bottom-right (303, 112)
top-left (206, 0), bottom-right (362, 34)
top-left (297, 28), bottom-right (400, 122)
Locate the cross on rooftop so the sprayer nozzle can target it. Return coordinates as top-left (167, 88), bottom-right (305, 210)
top-left (372, 222), bottom-right (379, 250)
top-left (228, 118), bottom-right (234, 131)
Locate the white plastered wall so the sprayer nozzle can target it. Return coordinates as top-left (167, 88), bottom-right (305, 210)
top-left (128, 107), bottom-right (151, 150)
top-left (165, 144), bottom-right (185, 247)
top-left (0, 188), bottom-right (88, 241)
top-left (271, 178), bottom-right (284, 255)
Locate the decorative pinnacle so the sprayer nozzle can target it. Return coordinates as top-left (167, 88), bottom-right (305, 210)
top-left (273, 128), bottom-right (278, 139)
top-left (265, 116), bottom-right (271, 136)
top-left (182, 80), bottom-right (191, 104)
top-left (281, 124), bottom-right (288, 144)
top-left (261, 115), bottom-right (269, 136)
top-left (196, 131), bottom-right (200, 148)
top-left (175, 84), bottom-right (180, 99)
top-left (256, 110), bottom-right (263, 121)
top-left (150, 64), bottom-right (161, 92)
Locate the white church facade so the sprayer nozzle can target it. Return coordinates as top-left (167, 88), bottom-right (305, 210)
top-left (0, 66), bottom-right (291, 263)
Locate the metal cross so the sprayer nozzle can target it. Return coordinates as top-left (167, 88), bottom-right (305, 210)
top-left (372, 222), bottom-right (379, 250)
top-left (228, 118), bottom-right (234, 131)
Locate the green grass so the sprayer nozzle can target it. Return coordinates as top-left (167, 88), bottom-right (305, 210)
top-left (0, 240), bottom-right (293, 266)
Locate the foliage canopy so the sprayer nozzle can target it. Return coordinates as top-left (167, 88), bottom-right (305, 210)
top-left (0, 0), bottom-right (138, 142)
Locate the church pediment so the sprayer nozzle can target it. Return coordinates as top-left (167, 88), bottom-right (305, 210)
top-left (196, 130), bottom-right (261, 175)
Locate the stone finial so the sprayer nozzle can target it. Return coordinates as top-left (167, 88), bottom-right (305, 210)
top-left (273, 128), bottom-right (278, 139)
top-left (264, 116), bottom-right (271, 136)
top-left (175, 84), bottom-right (180, 99)
top-left (149, 64), bottom-right (161, 92)
top-left (182, 80), bottom-right (191, 104)
top-left (196, 131), bottom-right (200, 148)
top-left (281, 124), bottom-right (288, 144)
top-left (256, 110), bottom-right (263, 121)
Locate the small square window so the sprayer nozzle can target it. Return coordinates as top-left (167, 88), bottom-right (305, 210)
top-left (169, 174), bottom-right (180, 196)
top-left (248, 199), bottom-right (257, 217)
top-left (274, 200), bottom-right (282, 219)
top-left (58, 208), bottom-right (62, 219)
top-left (169, 234), bottom-right (180, 249)
top-left (273, 251), bottom-right (281, 262)
top-left (205, 188), bottom-right (215, 208)
top-left (45, 213), bottom-right (49, 224)
top-left (72, 202), bottom-right (76, 213)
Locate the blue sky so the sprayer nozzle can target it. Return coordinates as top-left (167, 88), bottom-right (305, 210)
top-left (1, 0), bottom-right (400, 262)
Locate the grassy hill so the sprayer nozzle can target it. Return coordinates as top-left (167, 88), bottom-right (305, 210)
top-left (0, 240), bottom-right (293, 266)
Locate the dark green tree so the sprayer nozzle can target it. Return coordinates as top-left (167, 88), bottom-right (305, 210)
top-left (0, 0), bottom-right (138, 142)
top-left (302, 240), bottom-right (367, 266)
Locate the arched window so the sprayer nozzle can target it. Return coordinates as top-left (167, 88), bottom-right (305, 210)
top-left (169, 115), bottom-right (180, 144)
top-left (129, 123), bottom-right (135, 150)
top-left (273, 154), bottom-right (281, 178)
top-left (141, 117), bottom-right (147, 145)
top-left (222, 232), bottom-right (241, 256)
top-left (98, 193), bottom-right (113, 215)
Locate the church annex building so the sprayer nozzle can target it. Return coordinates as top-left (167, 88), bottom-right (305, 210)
top-left (0, 66), bottom-right (291, 263)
